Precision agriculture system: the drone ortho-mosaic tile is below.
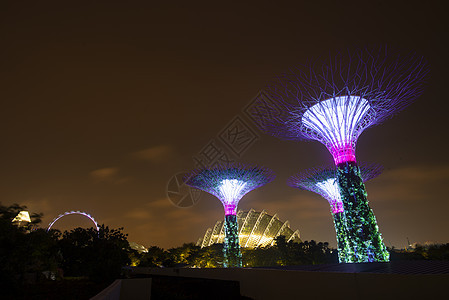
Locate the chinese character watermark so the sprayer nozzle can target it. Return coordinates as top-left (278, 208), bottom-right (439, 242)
top-left (166, 90), bottom-right (276, 208)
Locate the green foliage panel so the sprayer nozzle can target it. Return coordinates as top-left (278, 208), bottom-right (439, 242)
top-left (336, 162), bottom-right (389, 262)
top-left (224, 214), bottom-right (242, 267)
top-left (332, 211), bottom-right (354, 263)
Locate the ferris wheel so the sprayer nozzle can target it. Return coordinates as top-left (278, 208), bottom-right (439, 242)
top-left (47, 211), bottom-right (99, 232)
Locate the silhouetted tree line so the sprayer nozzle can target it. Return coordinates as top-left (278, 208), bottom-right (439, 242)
top-left (138, 243), bottom-right (224, 268)
top-left (243, 236), bottom-right (337, 267)
top-left (136, 239), bottom-right (449, 269)
top-left (389, 244), bottom-right (449, 261)
top-left (57, 225), bottom-right (131, 281)
top-left (3, 202), bottom-right (449, 297)
top-left (0, 203), bottom-right (132, 297)
top-left (137, 236), bottom-right (338, 268)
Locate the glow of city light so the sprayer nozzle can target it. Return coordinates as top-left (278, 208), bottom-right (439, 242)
top-left (219, 179), bottom-right (247, 215)
top-left (302, 96), bottom-right (371, 164)
top-left (316, 178), bottom-right (344, 214)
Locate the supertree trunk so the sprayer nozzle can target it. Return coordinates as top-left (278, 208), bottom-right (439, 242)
top-left (223, 214), bottom-right (242, 267)
top-left (255, 47), bottom-right (427, 263)
top-left (332, 210), bottom-right (354, 263)
top-left (288, 162), bottom-right (384, 263)
top-left (185, 164), bottom-right (274, 268)
top-left (336, 161), bottom-right (389, 262)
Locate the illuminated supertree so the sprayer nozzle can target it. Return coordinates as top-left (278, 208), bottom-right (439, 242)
top-left (185, 164), bottom-right (274, 267)
top-left (287, 163), bottom-right (383, 263)
top-left (255, 46), bottom-right (428, 262)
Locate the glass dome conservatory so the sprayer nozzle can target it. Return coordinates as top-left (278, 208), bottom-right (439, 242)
top-left (197, 209), bottom-right (301, 248)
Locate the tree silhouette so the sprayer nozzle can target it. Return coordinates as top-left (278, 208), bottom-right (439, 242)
top-left (0, 203), bottom-right (57, 295)
top-left (139, 246), bottom-right (166, 267)
top-left (58, 225), bottom-right (131, 282)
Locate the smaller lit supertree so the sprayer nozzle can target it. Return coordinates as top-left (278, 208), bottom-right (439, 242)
top-left (287, 163), bottom-right (383, 263)
top-left (185, 164), bottom-right (274, 267)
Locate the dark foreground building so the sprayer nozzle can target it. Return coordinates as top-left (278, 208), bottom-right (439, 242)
top-left (92, 261), bottom-right (449, 299)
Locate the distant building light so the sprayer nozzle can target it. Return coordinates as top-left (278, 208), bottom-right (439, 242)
top-left (12, 211), bottom-right (31, 223)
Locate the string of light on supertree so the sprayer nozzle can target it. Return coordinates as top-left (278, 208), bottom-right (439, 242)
top-left (287, 163), bottom-right (383, 263)
top-left (255, 46), bottom-right (428, 262)
top-left (185, 164), bottom-right (274, 267)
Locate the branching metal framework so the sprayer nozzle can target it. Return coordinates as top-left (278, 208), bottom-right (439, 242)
top-left (185, 164), bottom-right (275, 216)
top-left (288, 163), bottom-right (383, 263)
top-left (185, 164), bottom-right (274, 267)
top-left (255, 46), bottom-right (428, 262)
top-left (261, 47), bottom-right (428, 160)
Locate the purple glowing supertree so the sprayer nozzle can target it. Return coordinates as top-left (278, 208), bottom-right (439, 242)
top-left (254, 46), bottom-right (428, 262)
top-left (287, 163), bottom-right (383, 263)
top-left (185, 164), bottom-right (274, 267)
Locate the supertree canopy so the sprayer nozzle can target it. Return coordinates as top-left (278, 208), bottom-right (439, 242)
top-left (257, 46), bottom-right (428, 262)
top-left (287, 163), bottom-right (383, 263)
top-left (185, 164), bottom-right (274, 267)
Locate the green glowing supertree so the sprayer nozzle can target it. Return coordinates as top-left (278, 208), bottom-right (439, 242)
top-left (288, 163), bottom-right (383, 262)
top-left (250, 46), bottom-right (428, 262)
top-left (185, 164), bottom-right (274, 267)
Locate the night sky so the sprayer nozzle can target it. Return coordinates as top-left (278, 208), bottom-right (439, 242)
top-left (1, 1), bottom-right (448, 249)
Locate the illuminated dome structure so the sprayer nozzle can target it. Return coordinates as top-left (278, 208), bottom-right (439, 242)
top-left (254, 47), bottom-right (428, 262)
top-left (197, 209), bottom-right (301, 248)
top-left (288, 163), bottom-right (383, 263)
top-left (129, 242), bottom-right (148, 253)
top-left (185, 164), bottom-right (274, 267)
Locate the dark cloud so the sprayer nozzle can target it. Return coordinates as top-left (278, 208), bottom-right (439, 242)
top-left (132, 145), bottom-right (174, 163)
top-left (89, 167), bottom-right (119, 181)
top-left (89, 167), bottom-right (131, 184)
